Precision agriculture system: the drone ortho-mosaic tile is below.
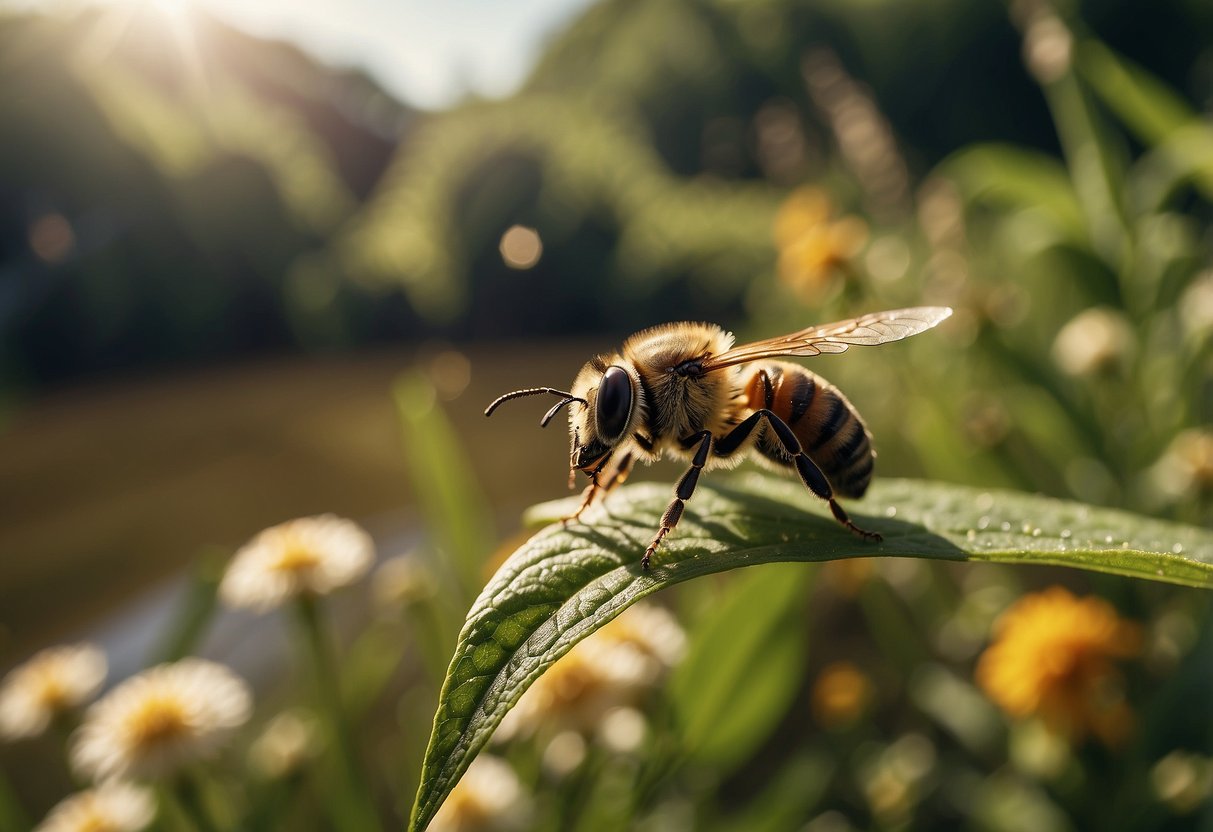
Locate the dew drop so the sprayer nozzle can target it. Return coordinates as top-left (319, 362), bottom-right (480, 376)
top-left (1031, 528), bottom-right (1042, 537)
top-left (976, 493), bottom-right (995, 512)
top-left (1022, 522), bottom-right (1033, 534)
top-left (1060, 529), bottom-right (1072, 539)
top-left (1000, 521), bottom-right (1012, 532)
top-left (1172, 543), bottom-right (1184, 554)
top-left (1120, 541), bottom-right (1130, 549)
top-left (978, 516), bottom-right (991, 530)
top-left (966, 529), bottom-right (977, 541)
top-left (885, 506), bottom-right (898, 518)
top-left (1104, 535), bottom-right (1114, 544)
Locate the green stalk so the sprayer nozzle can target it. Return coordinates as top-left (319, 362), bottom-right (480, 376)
top-left (154, 549), bottom-right (226, 664)
top-left (164, 774), bottom-right (219, 832)
top-left (0, 768), bottom-right (31, 832)
top-left (51, 712), bottom-right (87, 791)
top-left (858, 579), bottom-right (932, 677)
top-left (294, 595), bottom-right (382, 832)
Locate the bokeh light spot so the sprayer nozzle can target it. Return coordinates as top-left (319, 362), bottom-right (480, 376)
top-left (499, 225), bottom-right (542, 270)
top-left (28, 213), bottom-right (76, 264)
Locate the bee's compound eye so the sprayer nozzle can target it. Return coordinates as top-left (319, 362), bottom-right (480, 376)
top-left (596, 366), bottom-right (633, 442)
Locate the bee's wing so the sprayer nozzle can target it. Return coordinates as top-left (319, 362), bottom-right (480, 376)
top-left (702, 306), bottom-right (952, 372)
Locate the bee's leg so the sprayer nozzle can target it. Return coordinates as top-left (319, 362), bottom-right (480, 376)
top-left (717, 409), bottom-right (882, 542)
top-left (643, 431), bottom-right (712, 570)
top-left (600, 452), bottom-right (635, 495)
top-left (575, 453), bottom-right (634, 520)
top-left (564, 454), bottom-right (613, 524)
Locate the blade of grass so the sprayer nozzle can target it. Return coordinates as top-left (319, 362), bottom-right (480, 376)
top-left (669, 563), bottom-right (811, 771)
top-left (153, 548), bottom-right (225, 664)
top-left (394, 372), bottom-right (496, 603)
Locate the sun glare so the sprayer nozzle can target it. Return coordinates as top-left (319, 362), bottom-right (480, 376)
top-left (100, 0), bottom-right (192, 14)
top-left (144, 0), bottom-right (191, 18)
top-left (72, 0), bottom-right (208, 95)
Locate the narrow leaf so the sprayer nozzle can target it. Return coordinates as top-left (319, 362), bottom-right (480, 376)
top-left (409, 475), bottom-right (1213, 830)
top-left (395, 373), bottom-right (496, 601)
top-left (1074, 39), bottom-right (1213, 202)
top-left (941, 143), bottom-right (1086, 241)
top-left (669, 563), bottom-right (811, 769)
top-left (1074, 40), bottom-right (1196, 145)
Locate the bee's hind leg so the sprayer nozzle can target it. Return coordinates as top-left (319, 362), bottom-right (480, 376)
top-left (718, 408), bottom-right (882, 543)
top-left (643, 432), bottom-right (711, 570)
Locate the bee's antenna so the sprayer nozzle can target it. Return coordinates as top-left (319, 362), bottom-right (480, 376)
top-left (485, 387), bottom-right (588, 427)
top-left (539, 397), bottom-right (581, 427)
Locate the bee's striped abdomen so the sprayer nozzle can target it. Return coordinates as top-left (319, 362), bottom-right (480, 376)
top-left (746, 362), bottom-right (874, 498)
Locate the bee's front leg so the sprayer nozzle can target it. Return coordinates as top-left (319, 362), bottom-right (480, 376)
top-left (600, 452), bottom-right (635, 496)
top-left (643, 431), bottom-right (712, 570)
top-left (564, 454), bottom-right (614, 524)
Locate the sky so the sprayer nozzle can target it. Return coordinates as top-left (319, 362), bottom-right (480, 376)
top-left (2, 0), bottom-right (600, 109)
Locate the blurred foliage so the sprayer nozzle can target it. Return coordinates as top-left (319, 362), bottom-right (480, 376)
top-left (4, 0), bottom-right (1210, 381)
top-left (0, 7), bottom-right (415, 387)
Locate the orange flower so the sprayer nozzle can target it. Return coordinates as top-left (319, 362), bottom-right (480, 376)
top-left (774, 186), bottom-right (868, 301)
top-left (976, 586), bottom-right (1142, 746)
top-left (811, 661), bottom-right (873, 728)
top-left (821, 557), bottom-right (874, 598)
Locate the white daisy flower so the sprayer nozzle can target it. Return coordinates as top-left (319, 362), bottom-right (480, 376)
top-left (34, 782), bottom-right (155, 832)
top-left (71, 658), bottom-right (251, 781)
top-left (594, 602), bottom-right (687, 669)
top-left (1051, 307), bottom-right (1134, 377)
top-left (220, 515), bottom-right (375, 611)
top-left (0, 643), bottom-right (106, 741)
top-left (431, 754), bottom-right (530, 832)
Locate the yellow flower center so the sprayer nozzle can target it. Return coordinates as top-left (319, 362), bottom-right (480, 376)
top-left (441, 789), bottom-right (491, 827)
top-left (271, 535), bottom-right (321, 575)
top-left (124, 695), bottom-right (191, 748)
top-left (33, 670), bottom-right (69, 712)
top-left (76, 809), bottom-right (119, 832)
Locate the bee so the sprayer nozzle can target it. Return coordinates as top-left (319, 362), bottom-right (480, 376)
top-left (486, 307), bottom-right (952, 569)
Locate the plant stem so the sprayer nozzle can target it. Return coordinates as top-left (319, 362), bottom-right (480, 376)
top-left (0, 768), bottom-right (31, 832)
top-left (167, 773), bottom-right (220, 832)
top-left (294, 594), bottom-right (382, 832)
top-left (51, 713), bottom-right (86, 790)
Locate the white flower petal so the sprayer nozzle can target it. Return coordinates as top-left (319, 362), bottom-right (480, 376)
top-left (0, 644), bottom-right (106, 741)
top-left (71, 658), bottom-right (251, 781)
top-left (220, 515), bottom-right (375, 611)
top-left (35, 782), bottom-right (155, 832)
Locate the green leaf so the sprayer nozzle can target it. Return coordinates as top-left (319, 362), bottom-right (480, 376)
top-left (1074, 40), bottom-right (1196, 146)
top-left (707, 750), bottom-right (832, 832)
top-left (152, 547), bottom-right (225, 664)
top-left (1073, 40), bottom-right (1213, 203)
top-left (669, 563), bottom-right (811, 770)
top-left (395, 372), bottom-right (496, 601)
top-left (408, 475), bottom-right (1213, 831)
top-left (940, 143), bottom-right (1086, 242)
